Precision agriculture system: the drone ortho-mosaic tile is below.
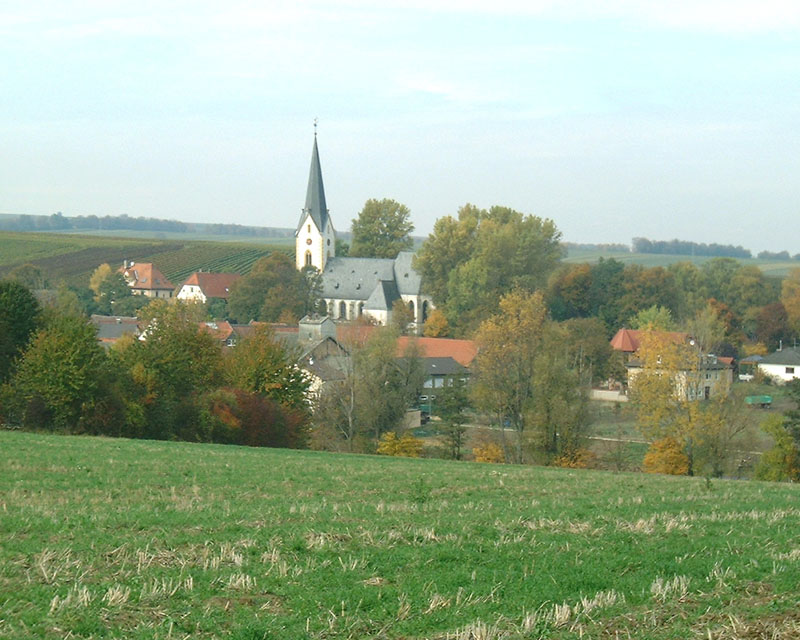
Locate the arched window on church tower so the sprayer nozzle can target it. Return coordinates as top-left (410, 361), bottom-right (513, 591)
top-left (305, 251), bottom-right (312, 267)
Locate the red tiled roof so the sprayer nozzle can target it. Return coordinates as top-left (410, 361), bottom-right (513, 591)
top-left (119, 262), bottom-right (174, 291)
top-left (609, 328), bottom-right (688, 353)
top-left (182, 272), bottom-right (241, 299)
top-left (198, 321), bottom-right (234, 342)
top-left (396, 336), bottom-right (478, 367)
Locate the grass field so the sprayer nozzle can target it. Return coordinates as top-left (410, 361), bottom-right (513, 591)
top-left (0, 231), bottom-right (289, 287)
top-left (2, 431), bottom-right (799, 639)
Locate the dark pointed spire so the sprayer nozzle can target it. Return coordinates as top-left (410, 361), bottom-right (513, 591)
top-left (298, 133), bottom-right (329, 233)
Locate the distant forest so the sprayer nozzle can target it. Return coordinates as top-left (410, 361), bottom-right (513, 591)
top-left (632, 237), bottom-right (752, 259)
top-left (0, 212), bottom-right (294, 238)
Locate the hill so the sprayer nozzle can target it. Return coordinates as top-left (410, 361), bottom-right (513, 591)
top-left (0, 231), bottom-right (289, 288)
top-left (2, 431), bottom-right (798, 639)
top-left (564, 246), bottom-right (798, 278)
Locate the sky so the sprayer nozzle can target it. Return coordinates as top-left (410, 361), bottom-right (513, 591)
top-left (2, 1), bottom-right (799, 252)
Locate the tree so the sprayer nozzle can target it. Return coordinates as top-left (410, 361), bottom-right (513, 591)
top-left (110, 300), bottom-right (223, 440)
top-left (391, 298), bottom-right (414, 335)
top-left (434, 376), bottom-right (470, 460)
top-left (423, 308), bottom-right (449, 337)
top-left (89, 263), bottom-right (138, 315)
top-left (8, 263), bottom-right (48, 290)
top-left (224, 324), bottom-right (311, 413)
top-left (629, 332), bottom-right (740, 476)
top-left (415, 205), bottom-right (562, 334)
top-left (473, 290), bottom-right (547, 463)
top-left (228, 252), bottom-right (309, 323)
top-left (630, 305), bottom-right (676, 331)
top-left (349, 198), bottom-right (414, 259)
top-left (313, 327), bottom-right (424, 451)
top-left (0, 280), bottom-right (41, 383)
top-left (11, 314), bottom-right (106, 429)
top-left (781, 267), bottom-right (800, 336)
top-left (755, 414), bottom-right (800, 482)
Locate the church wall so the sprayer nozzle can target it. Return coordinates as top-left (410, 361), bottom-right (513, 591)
top-left (295, 216), bottom-right (324, 271)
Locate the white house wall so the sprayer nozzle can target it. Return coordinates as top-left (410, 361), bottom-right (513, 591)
top-left (758, 363), bottom-right (800, 384)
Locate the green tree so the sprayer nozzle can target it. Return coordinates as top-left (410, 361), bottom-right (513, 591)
top-left (349, 198), bottom-right (414, 259)
top-left (8, 263), bottom-right (48, 290)
top-left (755, 414), bottom-right (800, 481)
top-left (228, 252), bottom-right (309, 323)
top-left (12, 314), bottom-right (106, 429)
top-left (110, 300), bottom-right (223, 440)
top-left (630, 305), bottom-right (676, 331)
top-left (224, 325), bottom-right (311, 413)
top-left (0, 280), bottom-right (41, 383)
top-left (413, 204), bottom-right (481, 305)
top-left (89, 263), bottom-right (138, 315)
top-left (434, 377), bottom-right (470, 460)
top-left (417, 205), bottom-right (562, 335)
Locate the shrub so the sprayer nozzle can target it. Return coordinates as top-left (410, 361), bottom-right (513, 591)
top-left (377, 431), bottom-right (423, 458)
top-left (552, 448), bottom-right (598, 469)
top-left (473, 442), bottom-right (505, 463)
top-left (642, 437), bottom-right (689, 475)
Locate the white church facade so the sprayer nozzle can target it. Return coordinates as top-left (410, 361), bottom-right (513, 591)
top-left (294, 135), bottom-right (432, 328)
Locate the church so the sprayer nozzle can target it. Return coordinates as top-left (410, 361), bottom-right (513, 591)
top-left (295, 134), bottom-right (432, 328)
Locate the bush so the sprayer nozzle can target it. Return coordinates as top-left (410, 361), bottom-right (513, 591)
top-left (552, 448), bottom-right (598, 469)
top-left (642, 437), bottom-right (689, 475)
top-left (472, 442), bottom-right (505, 463)
top-left (377, 431), bottom-right (423, 458)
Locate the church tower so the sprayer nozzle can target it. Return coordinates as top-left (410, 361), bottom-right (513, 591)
top-left (295, 132), bottom-right (336, 272)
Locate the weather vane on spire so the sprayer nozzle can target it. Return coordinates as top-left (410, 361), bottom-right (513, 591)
top-left (314, 117), bottom-right (318, 137)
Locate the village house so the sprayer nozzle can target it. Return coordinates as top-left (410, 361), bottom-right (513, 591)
top-left (119, 261), bottom-right (174, 298)
top-left (610, 328), bottom-right (733, 400)
top-left (755, 346), bottom-right (800, 384)
top-left (177, 271), bottom-right (241, 304)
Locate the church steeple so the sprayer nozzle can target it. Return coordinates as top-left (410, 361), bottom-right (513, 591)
top-left (299, 134), bottom-right (329, 234)
top-left (295, 128), bottom-right (336, 272)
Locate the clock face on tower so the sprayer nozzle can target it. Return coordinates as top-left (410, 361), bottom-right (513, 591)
top-left (306, 238), bottom-right (312, 245)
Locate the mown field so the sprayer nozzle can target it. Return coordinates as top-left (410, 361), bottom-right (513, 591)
top-left (563, 247), bottom-right (798, 278)
top-left (2, 431), bottom-right (799, 639)
top-left (0, 231), bottom-right (288, 287)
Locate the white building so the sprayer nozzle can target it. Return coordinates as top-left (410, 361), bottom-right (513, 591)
top-left (757, 347), bottom-right (800, 384)
top-left (294, 135), bottom-right (432, 328)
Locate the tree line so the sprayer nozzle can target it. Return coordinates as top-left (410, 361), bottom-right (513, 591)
top-left (632, 237), bottom-right (752, 258)
top-left (0, 212), bottom-right (293, 238)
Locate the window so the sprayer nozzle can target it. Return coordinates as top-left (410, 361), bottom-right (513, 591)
top-left (787, 367), bottom-right (795, 375)
top-left (305, 251), bottom-right (312, 267)
top-left (307, 224), bottom-right (311, 233)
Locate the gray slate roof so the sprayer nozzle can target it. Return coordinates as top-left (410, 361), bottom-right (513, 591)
top-left (320, 252), bottom-right (422, 301)
top-left (761, 347), bottom-right (800, 366)
top-left (365, 279), bottom-right (401, 311)
top-left (421, 357), bottom-right (469, 377)
top-left (296, 136), bottom-right (330, 234)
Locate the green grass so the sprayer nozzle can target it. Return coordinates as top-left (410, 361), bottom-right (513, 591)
top-left (2, 431), bottom-right (799, 639)
top-left (564, 247), bottom-right (799, 277)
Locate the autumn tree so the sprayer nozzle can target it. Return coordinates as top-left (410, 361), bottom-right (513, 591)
top-left (629, 332), bottom-right (740, 476)
top-left (423, 308), bottom-right (449, 337)
top-left (349, 198), bottom-right (414, 259)
top-left (781, 267), bottom-right (800, 336)
top-left (473, 290), bottom-right (547, 463)
top-left (8, 263), bottom-right (48, 290)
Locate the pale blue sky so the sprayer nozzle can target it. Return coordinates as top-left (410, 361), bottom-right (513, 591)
top-left (2, 1), bottom-right (799, 251)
